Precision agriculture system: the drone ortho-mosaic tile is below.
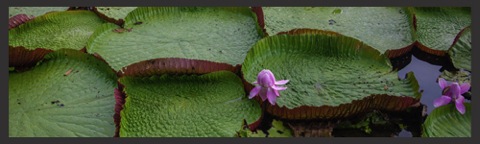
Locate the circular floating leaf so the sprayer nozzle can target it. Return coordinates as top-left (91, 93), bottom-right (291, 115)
top-left (414, 7), bottom-right (471, 55)
top-left (9, 49), bottom-right (117, 137)
top-left (423, 103), bottom-right (471, 137)
top-left (448, 26), bottom-right (471, 71)
top-left (93, 7), bottom-right (137, 25)
top-left (118, 71), bottom-right (262, 137)
top-left (242, 31), bottom-right (421, 119)
top-left (9, 10), bottom-right (106, 51)
top-left (87, 7), bottom-right (263, 71)
top-left (262, 7), bottom-right (415, 55)
top-left (9, 7), bottom-right (69, 18)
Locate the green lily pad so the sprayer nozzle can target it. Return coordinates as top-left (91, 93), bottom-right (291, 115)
top-left (262, 7), bottom-right (415, 54)
top-left (414, 7), bottom-right (471, 53)
top-left (267, 120), bottom-right (293, 137)
top-left (9, 7), bottom-right (69, 18)
top-left (94, 7), bottom-right (137, 25)
top-left (242, 30), bottom-right (421, 119)
top-left (9, 49), bottom-right (117, 137)
top-left (448, 26), bottom-right (471, 71)
top-left (423, 103), bottom-right (471, 137)
top-left (118, 71), bottom-right (262, 137)
top-left (87, 7), bottom-right (263, 71)
top-left (9, 10), bottom-right (106, 51)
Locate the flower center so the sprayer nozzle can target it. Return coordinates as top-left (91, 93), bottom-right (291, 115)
top-left (442, 86), bottom-right (456, 99)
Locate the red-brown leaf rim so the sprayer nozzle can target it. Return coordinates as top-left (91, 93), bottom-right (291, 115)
top-left (117, 58), bottom-right (238, 77)
top-left (251, 7), bottom-right (267, 36)
top-left (113, 83), bottom-right (126, 137)
top-left (9, 46), bottom-right (53, 70)
top-left (92, 7), bottom-right (125, 26)
top-left (263, 94), bottom-right (418, 120)
top-left (9, 14), bottom-right (34, 30)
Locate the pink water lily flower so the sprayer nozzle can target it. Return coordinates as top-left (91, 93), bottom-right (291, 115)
top-left (249, 69), bottom-right (289, 105)
top-left (433, 78), bottom-right (470, 114)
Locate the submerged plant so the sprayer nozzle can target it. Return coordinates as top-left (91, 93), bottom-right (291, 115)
top-left (248, 69), bottom-right (289, 105)
top-left (433, 78), bottom-right (470, 114)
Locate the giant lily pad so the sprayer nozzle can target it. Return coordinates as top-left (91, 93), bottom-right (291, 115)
top-left (9, 10), bottom-right (106, 51)
top-left (87, 7), bottom-right (264, 71)
top-left (242, 30), bottom-right (421, 119)
top-left (448, 26), bottom-right (471, 71)
top-left (9, 49), bottom-right (117, 137)
top-left (422, 103), bottom-right (471, 137)
top-left (9, 7), bottom-right (69, 18)
top-left (93, 7), bottom-right (137, 25)
top-left (118, 71), bottom-right (262, 137)
top-left (414, 7), bottom-right (471, 55)
top-left (262, 7), bottom-right (415, 55)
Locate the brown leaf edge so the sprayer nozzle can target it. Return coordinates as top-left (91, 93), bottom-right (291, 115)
top-left (9, 46), bottom-right (53, 71)
top-left (117, 58), bottom-right (241, 77)
top-left (251, 7), bottom-right (268, 37)
top-left (92, 7), bottom-right (126, 27)
top-left (113, 84), bottom-right (126, 137)
top-left (9, 14), bottom-right (34, 30)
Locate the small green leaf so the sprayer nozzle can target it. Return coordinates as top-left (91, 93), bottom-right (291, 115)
top-left (423, 103), bottom-right (471, 137)
top-left (448, 26), bottom-right (471, 71)
top-left (267, 120), bottom-right (293, 137)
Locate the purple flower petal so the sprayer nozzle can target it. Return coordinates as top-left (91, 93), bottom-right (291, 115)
top-left (264, 69), bottom-right (276, 80)
top-left (459, 83), bottom-right (471, 94)
top-left (433, 95), bottom-right (452, 107)
top-left (249, 86), bottom-right (261, 99)
top-left (259, 88), bottom-right (268, 101)
top-left (273, 89), bottom-right (280, 96)
top-left (252, 81), bottom-right (258, 85)
top-left (258, 70), bottom-right (275, 87)
top-left (266, 88), bottom-right (277, 105)
top-left (265, 70), bottom-right (276, 86)
top-left (451, 83), bottom-right (462, 99)
top-left (275, 80), bottom-right (289, 85)
top-left (455, 96), bottom-right (465, 114)
top-left (272, 85), bottom-right (287, 91)
top-left (438, 78), bottom-right (448, 89)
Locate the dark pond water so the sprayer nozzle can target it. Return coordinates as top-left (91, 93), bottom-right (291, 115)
top-left (398, 55), bottom-right (442, 115)
top-left (397, 55), bottom-right (442, 137)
